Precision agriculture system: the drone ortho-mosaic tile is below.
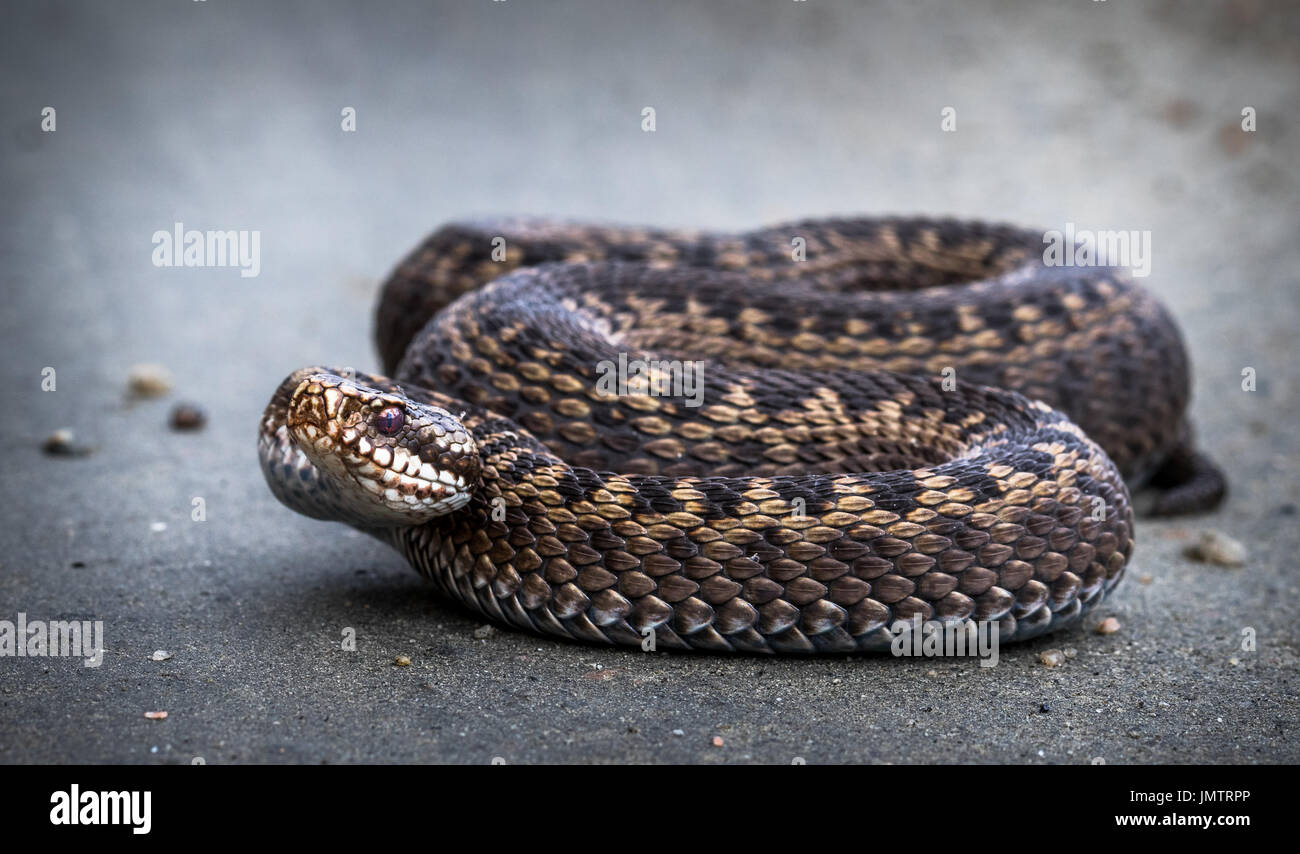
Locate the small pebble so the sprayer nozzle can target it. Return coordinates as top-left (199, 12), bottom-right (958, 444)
top-left (1040, 649), bottom-right (1065, 668)
top-left (150, 522), bottom-right (167, 533)
top-left (169, 402), bottom-right (207, 431)
top-left (711, 736), bottom-right (724, 747)
top-left (394, 655), bottom-right (411, 667)
top-left (1138, 574), bottom-right (1153, 585)
top-left (144, 711), bottom-right (168, 720)
top-left (1218, 122), bottom-right (1250, 155)
top-left (472, 625), bottom-right (494, 640)
top-left (1096, 617), bottom-right (1121, 635)
top-left (671, 729), bottom-right (684, 737)
top-left (1162, 98), bottom-right (1198, 129)
top-left (151, 650), bottom-right (173, 662)
top-left (1184, 530), bottom-right (1247, 567)
top-left (42, 429), bottom-right (92, 457)
top-left (128, 364), bottom-right (172, 398)
top-left (1039, 703), bottom-right (1051, 713)
top-left (1063, 647), bottom-right (1078, 659)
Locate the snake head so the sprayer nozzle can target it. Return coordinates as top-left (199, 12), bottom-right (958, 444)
top-left (281, 371), bottom-right (480, 525)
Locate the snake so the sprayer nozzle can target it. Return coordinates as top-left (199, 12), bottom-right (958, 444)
top-left (258, 217), bottom-right (1226, 654)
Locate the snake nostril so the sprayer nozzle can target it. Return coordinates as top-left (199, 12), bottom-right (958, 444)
top-left (374, 406), bottom-right (405, 435)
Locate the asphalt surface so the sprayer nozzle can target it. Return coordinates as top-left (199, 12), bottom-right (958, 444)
top-left (1, 0), bottom-right (1297, 764)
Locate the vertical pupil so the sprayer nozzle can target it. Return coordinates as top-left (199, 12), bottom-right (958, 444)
top-left (377, 407), bottom-right (403, 435)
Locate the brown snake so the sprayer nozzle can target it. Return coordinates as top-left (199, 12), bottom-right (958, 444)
top-left (259, 217), bottom-right (1225, 653)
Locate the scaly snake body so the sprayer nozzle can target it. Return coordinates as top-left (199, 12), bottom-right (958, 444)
top-left (260, 217), bottom-right (1225, 653)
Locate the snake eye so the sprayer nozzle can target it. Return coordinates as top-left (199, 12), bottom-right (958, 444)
top-left (374, 406), bottom-right (405, 435)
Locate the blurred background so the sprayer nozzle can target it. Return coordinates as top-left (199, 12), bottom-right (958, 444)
top-left (2, 0), bottom-right (1297, 763)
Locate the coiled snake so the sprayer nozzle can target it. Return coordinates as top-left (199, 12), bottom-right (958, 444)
top-left (259, 217), bottom-right (1225, 653)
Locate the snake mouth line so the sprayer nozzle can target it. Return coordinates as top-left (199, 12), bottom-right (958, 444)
top-left (296, 420), bottom-right (465, 508)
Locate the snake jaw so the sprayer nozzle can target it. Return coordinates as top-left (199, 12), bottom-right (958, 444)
top-left (283, 372), bottom-right (480, 525)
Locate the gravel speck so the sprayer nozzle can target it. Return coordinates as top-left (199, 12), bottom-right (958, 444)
top-left (42, 429), bottom-right (93, 457)
top-left (1096, 617), bottom-right (1121, 635)
top-left (128, 364), bottom-right (172, 398)
top-left (1184, 530), bottom-right (1247, 567)
top-left (169, 402), bottom-right (207, 430)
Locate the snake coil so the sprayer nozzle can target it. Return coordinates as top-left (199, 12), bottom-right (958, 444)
top-left (260, 217), bottom-right (1224, 653)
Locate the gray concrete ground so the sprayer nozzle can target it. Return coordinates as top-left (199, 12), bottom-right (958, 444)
top-left (1, 0), bottom-right (1297, 764)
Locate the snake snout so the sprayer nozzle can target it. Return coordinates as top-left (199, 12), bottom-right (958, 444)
top-left (282, 371), bottom-right (480, 525)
